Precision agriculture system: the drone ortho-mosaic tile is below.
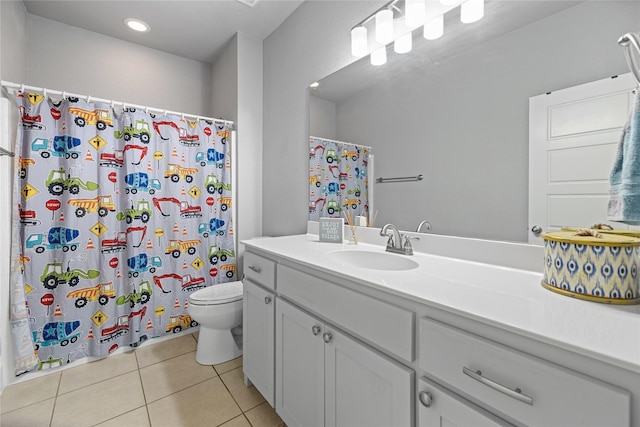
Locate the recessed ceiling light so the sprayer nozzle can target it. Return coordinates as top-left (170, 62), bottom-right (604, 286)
top-left (237, 0), bottom-right (259, 7)
top-left (123, 18), bottom-right (150, 32)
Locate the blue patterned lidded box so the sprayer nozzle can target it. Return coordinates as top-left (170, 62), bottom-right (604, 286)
top-left (541, 231), bottom-right (640, 305)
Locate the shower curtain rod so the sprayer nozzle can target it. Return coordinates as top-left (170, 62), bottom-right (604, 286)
top-left (310, 135), bottom-right (372, 151)
top-left (0, 80), bottom-right (234, 127)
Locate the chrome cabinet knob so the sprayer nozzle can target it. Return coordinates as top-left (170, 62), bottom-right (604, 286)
top-left (312, 325), bottom-right (321, 336)
top-left (264, 296), bottom-right (272, 304)
top-left (531, 225), bottom-right (542, 236)
top-left (322, 332), bottom-right (332, 343)
top-left (418, 391), bottom-right (433, 408)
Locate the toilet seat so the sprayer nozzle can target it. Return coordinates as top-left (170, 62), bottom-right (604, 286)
top-left (189, 281), bottom-right (243, 306)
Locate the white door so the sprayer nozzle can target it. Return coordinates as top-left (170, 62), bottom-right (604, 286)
top-left (528, 73), bottom-right (636, 244)
top-left (324, 327), bottom-right (413, 427)
top-left (275, 299), bottom-right (325, 427)
top-left (417, 378), bottom-right (512, 427)
top-left (242, 279), bottom-right (275, 406)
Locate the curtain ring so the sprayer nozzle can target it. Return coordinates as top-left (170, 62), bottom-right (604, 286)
top-left (145, 106), bottom-right (149, 114)
top-left (43, 88), bottom-right (48, 98)
top-left (86, 95), bottom-right (92, 103)
top-left (63, 91), bottom-right (67, 99)
top-left (181, 112), bottom-right (185, 120)
top-left (111, 99), bottom-right (115, 108)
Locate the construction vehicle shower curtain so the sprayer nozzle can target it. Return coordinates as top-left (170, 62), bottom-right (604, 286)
top-left (309, 136), bottom-right (370, 222)
top-left (10, 92), bottom-right (236, 374)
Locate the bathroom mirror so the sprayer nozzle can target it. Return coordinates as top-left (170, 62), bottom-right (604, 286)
top-left (309, 1), bottom-right (637, 243)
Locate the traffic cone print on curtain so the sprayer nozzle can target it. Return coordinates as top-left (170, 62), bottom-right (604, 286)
top-left (10, 92), bottom-right (235, 374)
top-left (309, 137), bottom-right (370, 222)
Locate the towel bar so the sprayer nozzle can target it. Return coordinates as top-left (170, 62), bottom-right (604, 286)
top-left (0, 147), bottom-right (14, 157)
top-left (376, 174), bottom-right (423, 183)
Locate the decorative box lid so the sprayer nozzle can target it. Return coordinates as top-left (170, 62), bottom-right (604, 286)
top-left (561, 226), bottom-right (640, 238)
top-left (542, 230), bottom-right (640, 247)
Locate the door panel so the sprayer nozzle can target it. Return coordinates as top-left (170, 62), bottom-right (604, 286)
top-left (275, 299), bottom-right (325, 427)
top-left (528, 73), bottom-right (636, 243)
top-left (243, 279), bottom-right (275, 406)
top-left (325, 328), bottom-right (413, 427)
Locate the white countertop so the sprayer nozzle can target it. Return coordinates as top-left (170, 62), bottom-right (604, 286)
top-left (242, 233), bottom-right (640, 374)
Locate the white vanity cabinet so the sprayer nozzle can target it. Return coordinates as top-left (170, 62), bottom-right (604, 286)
top-left (275, 298), bottom-right (413, 427)
top-left (242, 252), bottom-right (277, 406)
top-left (418, 377), bottom-right (512, 427)
top-left (419, 318), bottom-right (632, 427)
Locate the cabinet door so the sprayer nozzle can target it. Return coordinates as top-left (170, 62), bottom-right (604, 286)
top-left (325, 328), bottom-right (413, 427)
top-left (418, 378), bottom-right (511, 427)
top-left (243, 279), bottom-right (275, 406)
top-left (275, 299), bottom-right (325, 427)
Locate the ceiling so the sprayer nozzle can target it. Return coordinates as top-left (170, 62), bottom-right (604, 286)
top-left (22, 0), bottom-right (306, 64)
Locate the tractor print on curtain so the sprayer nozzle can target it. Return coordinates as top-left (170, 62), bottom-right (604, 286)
top-left (309, 136), bottom-right (370, 222)
top-left (10, 92), bottom-right (235, 374)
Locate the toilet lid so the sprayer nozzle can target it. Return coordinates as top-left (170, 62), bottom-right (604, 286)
top-left (189, 281), bottom-right (243, 305)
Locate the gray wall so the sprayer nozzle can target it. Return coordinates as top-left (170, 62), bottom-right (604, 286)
top-left (263, 0), bottom-right (386, 237)
top-left (25, 15), bottom-right (212, 115)
top-left (335, 1), bottom-right (639, 242)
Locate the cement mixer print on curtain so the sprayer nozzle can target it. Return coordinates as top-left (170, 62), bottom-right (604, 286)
top-left (10, 92), bottom-right (236, 374)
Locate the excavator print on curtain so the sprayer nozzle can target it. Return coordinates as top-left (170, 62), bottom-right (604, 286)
top-left (10, 92), bottom-right (235, 374)
top-left (309, 136), bottom-right (370, 222)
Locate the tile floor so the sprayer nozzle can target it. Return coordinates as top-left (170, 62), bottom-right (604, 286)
top-left (0, 333), bottom-right (285, 427)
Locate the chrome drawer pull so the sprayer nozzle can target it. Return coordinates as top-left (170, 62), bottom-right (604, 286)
top-left (248, 265), bottom-right (261, 273)
top-left (462, 367), bottom-right (533, 406)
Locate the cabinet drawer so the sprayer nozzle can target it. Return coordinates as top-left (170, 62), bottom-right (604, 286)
top-left (419, 319), bottom-right (630, 426)
top-left (244, 251), bottom-right (276, 290)
top-left (278, 264), bottom-right (414, 361)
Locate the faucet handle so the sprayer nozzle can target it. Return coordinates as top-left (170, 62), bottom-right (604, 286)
top-left (403, 235), bottom-right (419, 254)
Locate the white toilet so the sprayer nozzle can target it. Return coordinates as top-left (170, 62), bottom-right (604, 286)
top-left (188, 281), bottom-right (243, 365)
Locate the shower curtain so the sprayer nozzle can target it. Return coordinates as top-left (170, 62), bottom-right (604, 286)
top-left (10, 92), bottom-right (236, 374)
top-left (309, 136), bottom-right (370, 222)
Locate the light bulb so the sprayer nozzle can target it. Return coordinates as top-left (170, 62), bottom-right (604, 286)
top-left (123, 18), bottom-right (150, 32)
top-left (375, 9), bottom-right (394, 44)
top-left (423, 15), bottom-right (444, 40)
top-left (394, 33), bottom-right (412, 54)
top-left (461, 0), bottom-right (484, 23)
top-left (371, 46), bottom-right (387, 66)
top-left (405, 0), bottom-right (426, 28)
top-left (351, 26), bottom-right (368, 57)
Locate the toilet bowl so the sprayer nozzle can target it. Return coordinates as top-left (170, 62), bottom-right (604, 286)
top-left (188, 281), bottom-right (243, 365)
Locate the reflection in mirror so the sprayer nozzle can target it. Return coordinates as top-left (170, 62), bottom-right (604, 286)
top-left (310, 1), bottom-right (638, 243)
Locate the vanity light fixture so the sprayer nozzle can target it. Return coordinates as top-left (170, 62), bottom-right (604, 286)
top-left (394, 32), bottom-right (412, 54)
top-left (371, 46), bottom-right (387, 66)
top-left (423, 14), bottom-right (444, 40)
top-left (123, 18), bottom-right (150, 32)
top-left (351, 26), bottom-right (368, 57)
top-left (460, 0), bottom-right (484, 23)
top-left (351, 0), bottom-right (484, 66)
top-left (405, 0), bottom-right (426, 28)
top-left (375, 8), bottom-right (394, 44)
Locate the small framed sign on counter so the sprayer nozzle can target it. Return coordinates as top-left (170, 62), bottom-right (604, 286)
top-left (319, 218), bottom-right (344, 243)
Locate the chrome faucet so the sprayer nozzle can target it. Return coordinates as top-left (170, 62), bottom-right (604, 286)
top-left (380, 224), bottom-right (416, 255)
top-left (416, 220), bottom-right (432, 233)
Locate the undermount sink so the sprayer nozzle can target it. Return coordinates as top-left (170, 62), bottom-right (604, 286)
top-left (326, 249), bottom-right (419, 271)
